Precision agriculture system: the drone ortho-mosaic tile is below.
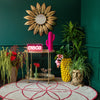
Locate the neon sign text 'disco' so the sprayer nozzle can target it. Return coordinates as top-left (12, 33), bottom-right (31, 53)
top-left (27, 44), bottom-right (43, 52)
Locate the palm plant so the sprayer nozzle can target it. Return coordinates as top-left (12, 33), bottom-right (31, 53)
top-left (62, 21), bottom-right (86, 59)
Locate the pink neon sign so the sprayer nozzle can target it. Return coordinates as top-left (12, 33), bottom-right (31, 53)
top-left (27, 44), bottom-right (43, 52)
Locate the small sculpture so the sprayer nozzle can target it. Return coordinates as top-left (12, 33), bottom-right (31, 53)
top-left (41, 68), bottom-right (48, 78)
top-left (71, 70), bottom-right (83, 87)
top-left (46, 31), bottom-right (55, 51)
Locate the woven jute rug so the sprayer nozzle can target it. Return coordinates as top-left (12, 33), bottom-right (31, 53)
top-left (0, 79), bottom-right (97, 100)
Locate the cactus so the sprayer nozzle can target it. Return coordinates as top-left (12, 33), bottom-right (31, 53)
top-left (46, 31), bottom-right (55, 51)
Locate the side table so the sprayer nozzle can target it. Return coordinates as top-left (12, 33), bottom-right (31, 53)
top-left (24, 49), bottom-right (55, 84)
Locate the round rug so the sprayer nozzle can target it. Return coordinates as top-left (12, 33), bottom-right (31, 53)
top-left (0, 79), bottom-right (97, 100)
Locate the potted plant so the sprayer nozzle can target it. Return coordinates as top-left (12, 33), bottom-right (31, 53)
top-left (69, 56), bottom-right (92, 86)
top-left (55, 44), bottom-right (72, 82)
top-left (0, 46), bottom-right (26, 84)
top-left (62, 21), bottom-right (86, 58)
top-left (55, 21), bottom-right (87, 82)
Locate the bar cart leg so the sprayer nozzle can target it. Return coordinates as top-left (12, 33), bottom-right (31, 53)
top-left (48, 52), bottom-right (51, 84)
top-left (48, 52), bottom-right (49, 84)
top-left (26, 52), bottom-right (29, 83)
top-left (30, 53), bottom-right (33, 78)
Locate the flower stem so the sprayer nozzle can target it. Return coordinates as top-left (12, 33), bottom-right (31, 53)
top-left (34, 67), bottom-right (38, 78)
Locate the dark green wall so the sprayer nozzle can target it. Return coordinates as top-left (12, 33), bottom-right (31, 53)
top-left (0, 0), bottom-right (81, 45)
top-left (0, 0), bottom-right (81, 80)
top-left (81, 0), bottom-right (100, 44)
top-left (81, 0), bottom-right (100, 92)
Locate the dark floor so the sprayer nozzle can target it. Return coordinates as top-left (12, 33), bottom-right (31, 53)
top-left (96, 93), bottom-right (100, 100)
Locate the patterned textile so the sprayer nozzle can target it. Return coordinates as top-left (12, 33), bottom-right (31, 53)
top-left (0, 79), bottom-right (97, 100)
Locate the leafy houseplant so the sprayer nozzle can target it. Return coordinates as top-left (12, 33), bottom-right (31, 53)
top-left (62, 21), bottom-right (86, 58)
top-left (55, 21), bottom-right (87, 66)
top-left (70, 56), bottom-right (92, 86)
top-left (0, 46), bottom-right (26, 84)
top-left (55, 44), bottom-right (72, 68)
top-left (55, 44), bottom-right (72, 59)
top-left (55, 21), bottom-right (88, 82)
top-left (55, 44), bottom-right (72, 82)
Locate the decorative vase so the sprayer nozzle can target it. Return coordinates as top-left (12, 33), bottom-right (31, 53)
top-left (10, 67), bottom-right (18, 83)
top-left (71, 70), bottom-right (83, 86)
top-left (61, 58), bottom-right (71, 82)
top-left (34, 67), bottom-right (38, 78)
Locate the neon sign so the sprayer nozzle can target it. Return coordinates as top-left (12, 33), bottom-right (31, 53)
top-left (27, 44), bottom-right (43, 52)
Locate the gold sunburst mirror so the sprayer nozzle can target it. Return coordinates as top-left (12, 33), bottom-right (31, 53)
top-left (24, 2), bottom-right (57, 36)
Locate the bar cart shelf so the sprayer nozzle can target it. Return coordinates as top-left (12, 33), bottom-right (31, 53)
top-left (24, 49), bottom-right (55, 83)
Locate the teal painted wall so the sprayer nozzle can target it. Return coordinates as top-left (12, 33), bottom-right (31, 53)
top-left (81, 0), bottom-right (100, 45)
top-left (81, 0), bottom-right (100, 92)
top-left (0, 0), bottom-right (81, 45)
top-left (0, 0), bottom-right (81, 80)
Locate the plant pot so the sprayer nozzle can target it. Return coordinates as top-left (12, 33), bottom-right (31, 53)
top-left (61, 58), bottom-right (71, 82)
top-left (71, 70), bottom-right (83, 86)
top-left (10, 67), bottom-right (18, 83)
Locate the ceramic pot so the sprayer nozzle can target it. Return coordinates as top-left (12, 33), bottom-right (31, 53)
top-left (60, 58), bottom-right (71, 82)
top-left (71, 70), bottom-right (83, 86)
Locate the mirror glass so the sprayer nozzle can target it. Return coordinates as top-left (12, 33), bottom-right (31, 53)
top-left (35, 14), bottom-right (46, 25)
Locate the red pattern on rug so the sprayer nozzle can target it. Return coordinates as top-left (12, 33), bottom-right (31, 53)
top-left (0, 80), bottom-right (98, 100)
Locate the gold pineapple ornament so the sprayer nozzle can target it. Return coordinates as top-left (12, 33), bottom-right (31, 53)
top-left (61, 58), bottom-right (71, 82)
